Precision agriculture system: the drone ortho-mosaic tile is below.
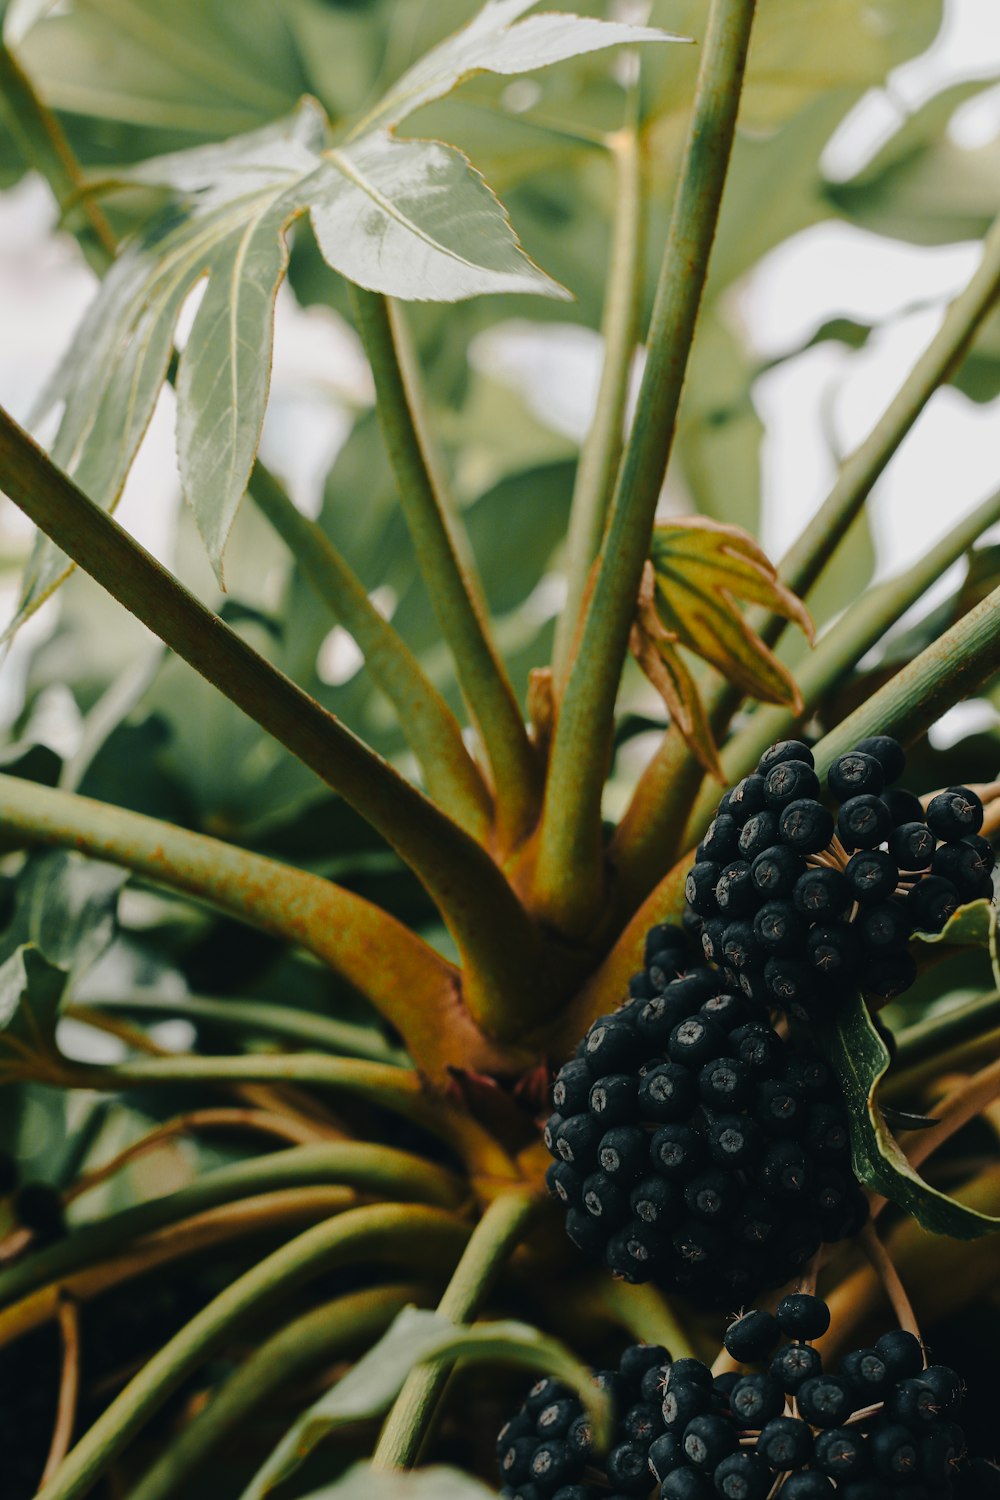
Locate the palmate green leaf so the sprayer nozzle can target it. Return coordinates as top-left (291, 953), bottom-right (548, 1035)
top-left (242, 1305), bottom-right (612, 1499)
top-left (9, 3), bottom-right (676, 610)
top-left (0, 944), bottom-right (66, 1065)
top-left (822, 987), bottom-right (1000, 1238)
top-left (301, 1465), bottom-right (496, 1500)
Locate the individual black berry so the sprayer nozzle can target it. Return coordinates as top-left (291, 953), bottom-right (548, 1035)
top-left (882, 787), bottom-right (924, 826)
top-left (888, 821), bottom-right (936, 870)
top-left (606, 1218), bottom-right (668, 1279)
top-left (701, 918), bottom-right (728, 965)
top-left (926, 787), bottom-right (984, 841)
top-left (716, 862), bottom-right (758, 917)
top-left (650, 1124), bottom-right (709, 1180)
top-left (907, 876), bottom-right (961, 932)
top-left (858, 901), bottom-right (911, 950)
top-left (662, 1380), bottom-right (713, 1429)
top-left (499, 1436), bottom-right (539, 1483)
top-left (730, 1023), bottom-right (785, 1077)
top-left (763, 956), bottom-right (814, 1009)
top-left (546, 1160), bottom-right (583, 1208)
top-left (874, 1328), bottom-right (924, 1380)
top-left (640, 1064), bottom-right (699, 1121)
top-left (759, 740), bottom-right (816, 775)
top-left (797, 1375), bottom-right (856, 1428)
top-left (758, 1140), bottom-right (812, 1198)
top-left (590, 1075), bottom-right (639, 1124)
top-left (530, 1439), bottom-right (576, 1489)
top-left (703, 815), bottom-right (741, 864)
top-left (669, 1015), bottom-right (727, 1069)
top-left (838, 795), bottom-right (893, 851)
top-left (631, 1176), bottom-right (679, 1225)
top-left (663, 1468), bottom-right (714, 1500)
top-left (814, 1430), bottom-right (871, 1481)
top-left (682, 1414), bottom-right (739, 1469)
top-left (650, 1431), bottom-right (686, 1480)
top-left (884, 1377), bottom-right (941, 1427)
top-left (932, 841), bottom-right (994, 901)
top-left (585, 1016), bottom-right (643, 1074)
top-left (753, 901), bottom-right (806, 955)
top-left (838, 1348), bottom-right (890, 1399)
top-left (804, 1104), bottom-right (851, 1161)
top-left (770, 1342), bottom-right (822, 1393)
top-left (673, 1218), bottom-right (726, 1268)
top-left (854, 736), bottom-right (905, 782)
top-left (780, 800), bottom-right (835, 854)
top-left (966, 832), bottom-right (996, 876)
top-left (757, 1417), bottom-right (814, 1471)
top-left (776, 1292), bottom-right (832, 1340)
top-left (766, 760), bottom-right (822, 809)
top-left (723, 1309), bottom-right (780, 1364)
top-left (684, 1170), bottom-right (739, 1222)
top-left (599, 1127), bottom-right (648, 1181)
top-left (781, 1476), bottom-right (835, 1500)
top-left (645, 923), bottom-right (689, 964)
top-left (581, 1172), bottom-right (629, 1223)
top-left (730, 775), bottom-right (769, 820)
top-left (830, 752), bottom-right (885, 801)
top-left (565, 1206), bottom-right (607, 1256)
top-left (739, 811), bottom-right (782, 861)
top-left (552, 1060), bottom-right (594, 1115)
top-left (713, 1452), bottom-right (771, 1500)
top-left (701, 991), bottom-right (753, 1031)
top-left (620, 1342), bottom-right (672, 1384)
top-left (920, 1363), bottom-right (962, 1413)
top-left (845, 850), bottom-right (898, 904)
top-left (687, 862), bottom-right (723, 917)
top-left (606, 1440), bottom-right (653, 1493)
top-left (794, 867), bottom-right (851, 920)
top-left (863, 949), bottom-right (918, 999)
top-left (807, 921), bottom-right (861, 979)
top-left (722, 921), bottom-right (757, 972)
top-left (638, 993), bottom-right (695, 1050)
top-left (751, 844), bottom-right (806, 899)
top-left (705, 1113), bottom-right (762, 1168)
top-left (755, 1078), bottom-right (804, 1136)
top-left (730, 1374), bottom-right (784, 1426)
top-left (870, 1423), bottom-right (920, 1481)
top-left (536, 1398), bottom-right (579, 1438)
top-left (736, 1190), bottom-right (781, 1247)
top-left (555, 1114), bottom-right (604, 1166)
top-left (699, 1057), bottom-right (751, 1110)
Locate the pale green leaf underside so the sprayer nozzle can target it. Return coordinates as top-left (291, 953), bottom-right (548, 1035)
top-left (301, 1465), bottom-right (496, 1500)
top-left (242, 1305), bottom-right (611, 1499)
top-left (9, 0), bottom-right (675, 608)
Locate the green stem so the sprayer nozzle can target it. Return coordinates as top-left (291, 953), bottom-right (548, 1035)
top-left (0, 773), bottom-right (511, 1082)
top-left (892, 992), bottom-right (1000, 1074)
top-left (532, 0), bottom-right (758, 936)
top-left (0, 43), bottom-right (116, 274)
top-left (810, 579), bottom-right (1000, 780)
top-left (250, 463), bottom-right (492, 841)
top-left (675, 481), bottom-right (1000, 847)
top-left (79, 993), bottom-right (405, 1065)
top-left (36, 1205), bottom-right (470, 1500)
top-left (372, 1190), bottom-right (538, 1469)
top-left (128, 1284), bottom-right (435, 1500)
top-left (350, 288), bottom-right (541, 849)
top-left (0, 1145), bottom-right (464, 1314)
top-left (553, 121), bottom-right (645, 687)
top-left (0, 411), bottom-right (546, 1046)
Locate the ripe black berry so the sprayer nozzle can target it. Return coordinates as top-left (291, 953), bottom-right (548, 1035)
top-left (683, 1414), bottom-right (739, 1469)
top-left (926, 787), bottom-right (984, 841)
top-left (813, 1429), bottom-right (870, 1480)
top-left (765, 760), bottom-right (821, 809)
top-left (757, 1417), bottom-right (814, 1471)
top-left (758, 740), bottom-right (815, 775)
top-left (752, 844), bottom-right (805, 898)
top-left (724, 1308), bottom-right (780, 1364)
top-left (838, 795), bottom-right (893, 851)
top-left (770, 1342), bottom-right (822, 1393)
top-left (907, 876), bottom-right (960, 932)
top-left (776, 1292), bottom-right (831, 1340)
top-left (829, 752), bottom-right (885, 801)
top-left (730, 1374), bottom-right (784, 1426)
top-left (797, 1375), bottom-right (856, 1428)
top-left (780, 800), bottom-right (835, 854)
top-left (854, 736), bottom-right (906, 782)
top-left (888, 821), bottom-right (936, 870)
top-left (845, 850), bottom-right (898, 903)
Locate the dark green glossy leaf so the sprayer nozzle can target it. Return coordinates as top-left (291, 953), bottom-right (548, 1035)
top-left (822, 991), bottom-right (1000, 1237)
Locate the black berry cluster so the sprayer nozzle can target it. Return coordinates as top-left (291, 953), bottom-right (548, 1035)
top-left (685, 737), bottom-right (993, 1018)
top-left (497, 1295), bottom-right (975, 1500)
top-left (544, 927), bottom-right (867, 1306)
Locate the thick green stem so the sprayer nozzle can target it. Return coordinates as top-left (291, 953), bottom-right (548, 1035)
top-left (373, 1190), bottom-right (538, 1469)
top-left (0, 1145), bottom-right (464, 1315)
top-left (80, 993), bottom-right (405, 1065)
top-left (0, 773), bottom-right (511, 1081)
top-left (810, 579), bottom-right (1000, 779)
top-left (533, 0), bottom-right (757, 936)
top-left (36, 1205), bottom-right (470, 1500)
top-left (553, 123), bottom-right (645, 687)
top-left (351, 288), bottom-right (540, 848)
top-left (128, 1284), bottom-right (435, 1500)
top-left (0, 44), bottom-right (116, 274)
top-left (0, 409), bottom-right (546, 1044)
top-left (893, 992), bottom-right (1000, 1074)
top-left (671, 482), bottom-right (1000, 850)
top-left (250, 463), bottom-right (492, 840)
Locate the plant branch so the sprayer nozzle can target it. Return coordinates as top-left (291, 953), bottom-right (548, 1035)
top-left (626, 482), bottom-right (1000, 880)
top-left (858, 1223), bottom-right (921, 1341)
top-left (128, 1284), bottom-right (434, 1500)
top-left (250, 462), bottom-right (492, 840)
top-left (73, 993), bottom-right (404, 1065)
top-left (350, 288), bottom-right (541, 848)
top-left (373, 1190), bottom-right (539, 1469)
top-left (36, 1204), bottom-right (470, 1500)
top-left (0, 773), bottom-right (503, 1081)
top-left (41, 1295), bottom-right (82, 1486)
top-left (553, 120), bottom-right (645, 687)
top-left (532, 0), bottom-right (758, 936)
top-left (892, 992), bottom-right (1000, 1075)
top-left (0, 43), bottom-right (116, 274)
top-left (902, 1054), bottom-right (1000, 1178)
top-left (0, 407), bottom-right (546, 1043)
top-left (0, 1142), bottom-right (464, 1315)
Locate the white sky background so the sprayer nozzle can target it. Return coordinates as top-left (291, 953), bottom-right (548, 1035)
top-left (0, 0), bottom-right (999, 731)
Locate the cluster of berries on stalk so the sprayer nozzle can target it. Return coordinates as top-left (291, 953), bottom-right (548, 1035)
top-left (497, 1294), bottom-right (977, 1500)
top-left (684, 737), bottom-right (993, 1019)
top-left (544, 926), bottom-right (867, 1306)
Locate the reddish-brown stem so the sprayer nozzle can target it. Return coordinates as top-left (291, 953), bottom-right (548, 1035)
top-left (41, 1295), bottom-right (82, 1485)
